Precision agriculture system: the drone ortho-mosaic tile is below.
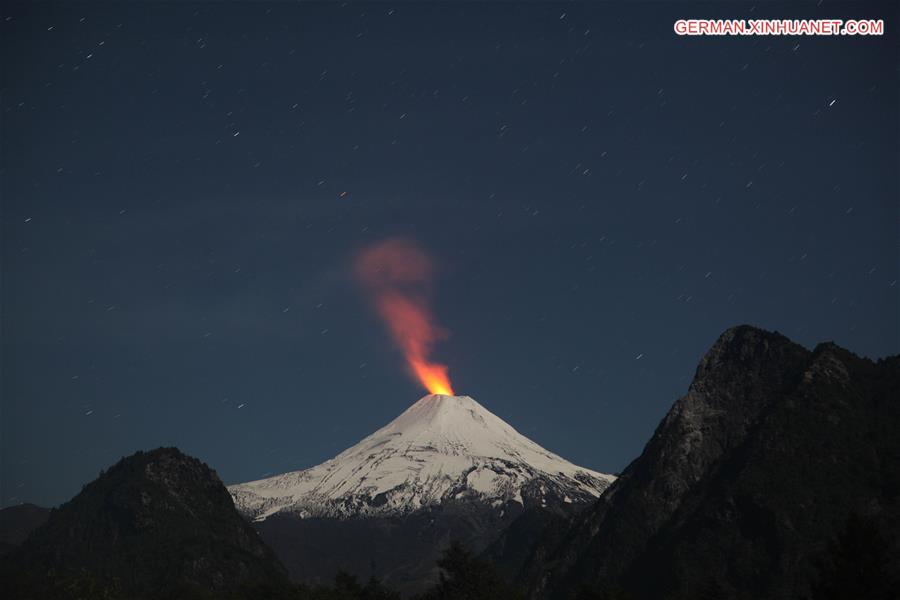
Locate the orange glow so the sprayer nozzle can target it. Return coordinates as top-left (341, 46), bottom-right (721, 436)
top-left (410, 359), bottom-right (454, 396)
top-left (355, 239), bottom-right (455, 396)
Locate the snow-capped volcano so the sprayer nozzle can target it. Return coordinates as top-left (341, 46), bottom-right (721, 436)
top-left (229, 394), bottom-right (615, 521)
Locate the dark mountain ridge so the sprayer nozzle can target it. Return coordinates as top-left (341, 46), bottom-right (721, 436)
top-left (0, 504), bottom-right (50, 556)
top-left (1, 447), bottom-right (291, 599)
top-left (514, 325), bottom-right (900, 599)
top-left (2, 325), bottom-right (897, 600)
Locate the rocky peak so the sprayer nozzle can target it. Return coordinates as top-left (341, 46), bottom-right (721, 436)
top-left (518, 326), bottom-right (900, 599)
top-left (690, 325), bottom-right (808, 393)
top-left (618, 326), bottom-right (810, 504)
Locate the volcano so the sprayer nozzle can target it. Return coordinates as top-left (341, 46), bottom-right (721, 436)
top-left (228, 394), bottom-right (614, 591)
top-left (230, 394), bottom-right (613, 520)
top-left (229, 394), bottom-right (615, 520)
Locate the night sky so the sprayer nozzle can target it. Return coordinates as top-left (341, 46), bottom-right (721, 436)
top-left (1, 2), bottom-right (897, 509)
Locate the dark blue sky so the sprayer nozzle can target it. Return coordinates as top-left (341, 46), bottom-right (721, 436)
top-left (2, 1), bottom-right (897, 508)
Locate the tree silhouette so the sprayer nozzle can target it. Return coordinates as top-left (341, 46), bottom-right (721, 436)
top-left (418, 541), bottom-right (522, 600)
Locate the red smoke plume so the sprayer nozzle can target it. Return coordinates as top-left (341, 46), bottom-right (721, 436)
top-left (355, 238), bottom-right (454, 395)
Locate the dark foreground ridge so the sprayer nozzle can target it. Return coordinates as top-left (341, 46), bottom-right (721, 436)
top-left (2, 325), bottom-right (898, 600)
top-left (1, 447), bottom-right (291, 599)
top-left (0, 504), bottom-right (50, 556)
top-left (513, 325), bottom-right (900, 599)
top-left (0, 448), bottom-right (517, 600)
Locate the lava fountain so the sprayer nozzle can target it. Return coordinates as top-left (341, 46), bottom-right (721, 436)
top-left (354, 238), bottom-right (455, 395)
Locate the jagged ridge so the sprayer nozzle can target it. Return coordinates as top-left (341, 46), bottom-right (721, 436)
top-left (516, 325), bottom-right (900, 599)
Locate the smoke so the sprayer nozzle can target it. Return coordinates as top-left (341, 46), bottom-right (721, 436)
top-left (354, 238), bottom-right (454, 395)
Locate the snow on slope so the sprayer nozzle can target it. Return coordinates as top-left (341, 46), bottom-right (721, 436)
top-left (229, 394), bottom-right (616, 521)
